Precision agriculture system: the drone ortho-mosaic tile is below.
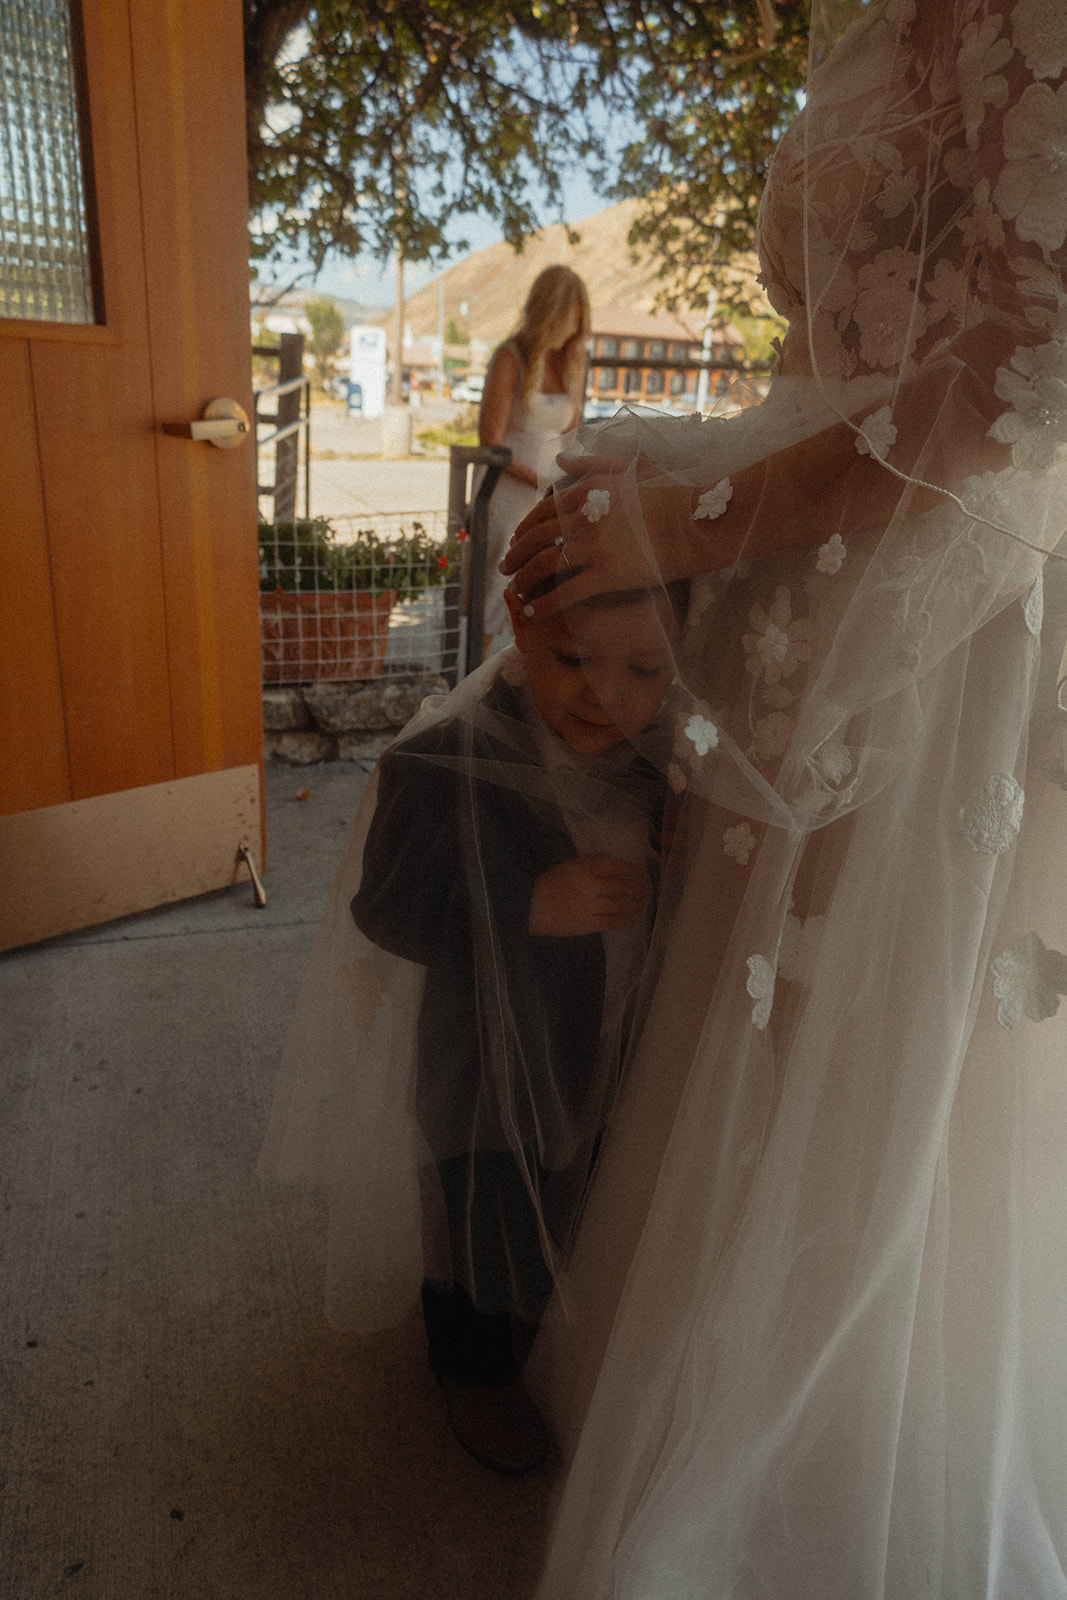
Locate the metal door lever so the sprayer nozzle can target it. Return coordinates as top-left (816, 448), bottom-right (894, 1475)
top-left (163, 397), bottom-right (249, 448)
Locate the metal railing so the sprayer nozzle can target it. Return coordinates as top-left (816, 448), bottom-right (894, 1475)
top-left (253, 332), bottom-right (311, 521)
top-left (447, 443), bottom-right (512, 681)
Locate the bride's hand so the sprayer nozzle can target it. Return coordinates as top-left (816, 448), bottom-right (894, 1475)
top-left (500, 454), bottom-right (669, 615)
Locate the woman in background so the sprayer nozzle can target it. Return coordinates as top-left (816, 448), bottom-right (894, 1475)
top-left (476, 264), bottom-right (589, 654)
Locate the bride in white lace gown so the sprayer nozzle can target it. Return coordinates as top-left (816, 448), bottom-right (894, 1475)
top-left (503, 1), bottom-right (1067, 1594)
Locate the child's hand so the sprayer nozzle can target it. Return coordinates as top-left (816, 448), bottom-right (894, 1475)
top-left (529, 855), bottom-right (652, 937)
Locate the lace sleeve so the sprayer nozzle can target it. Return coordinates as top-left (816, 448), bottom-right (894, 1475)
top-left (759, 0), bottom-right (1067, 447)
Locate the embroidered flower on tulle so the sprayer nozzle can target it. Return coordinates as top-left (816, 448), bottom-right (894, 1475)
top-left (582, 488), bottom-right (611, 523)
top-left (854, 107), bottom-right (907, 160)
top-left (1011, 0), bottom-right (1067, 83)
top-left (499, 648), bottom-right (529, 686)
top-left (958, 772), bottom-right (1024, 855)
top-left (684, 713), bottom-right (719, 756)
top-left (816, 533), bottom-right (847, 574)
top-left (988, 340), bottom-right (1067, 471)
top-left (854, 250), bottom-right (928, 370)
top-left (746, 954), bottom-right (775, 1030)
top-left (926, 258), bottom-right (970, 327)
top-left (694, 479), bottom-right (733, 521)
top-left (1027, 286), bottom-right (1067, 342)
top-left (877, 166), bottom-right (919, 219)
top-left (809, 308), bottom-right (858, 381)
top-left (743, 588), bottom-right (811, 685)
top-left (854, 406), bottom-right (898, 461)
top-left (686, 577), bottom-right (717, 627)
top-left (1011, 253), bottom-right (1063, 307)
top-left (957, 12), bottom-right (1011, 147)
top-left (940, 525), bottom-right (990, 592)
top-left (751, 712), bottom-right (793, 764)
top-left (848, 221), bottom-right (880, 255)
top-left (811, 741), bottom-right (853, 785)
top-left (990, 932), bottom-right (1067, 1028)
top-left (724, 822), bottom-right (757, 865)
top-left (956, 179), bottom-right (1007, 251)
top-left (994, 83), bottom-right (1067, 253)
top-left (960, 470), bottom-right (1010, 529)
top-left (757, 625), bottom-right (793, 672)
top-left (1024, 571), bottom-right (1045, 636)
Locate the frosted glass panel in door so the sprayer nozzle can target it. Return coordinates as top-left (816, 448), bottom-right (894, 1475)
top-left (0, 0), bottom-right (95, 323)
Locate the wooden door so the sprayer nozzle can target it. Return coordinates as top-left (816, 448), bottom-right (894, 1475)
top-left (0, 0), bottom-right (263, 951)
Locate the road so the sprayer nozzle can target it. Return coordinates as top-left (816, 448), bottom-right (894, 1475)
top-left (305, 397), bottom-right (456, 519)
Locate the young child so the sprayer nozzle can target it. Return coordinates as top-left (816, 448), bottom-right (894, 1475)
top-left (260, 582), bottom-right (685, 1476)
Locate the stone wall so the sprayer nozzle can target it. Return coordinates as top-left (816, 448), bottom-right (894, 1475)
top-left (263, 673), bottom-right (450, 763)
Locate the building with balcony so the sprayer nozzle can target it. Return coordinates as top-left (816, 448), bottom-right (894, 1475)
top-left (587, 306), bottom-right (751, 416)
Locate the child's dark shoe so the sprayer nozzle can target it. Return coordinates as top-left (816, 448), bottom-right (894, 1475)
top-left (438, 1375), bottom-right (551, 1475)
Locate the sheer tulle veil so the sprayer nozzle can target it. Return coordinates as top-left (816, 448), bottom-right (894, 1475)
top-left (258, 1), bottom-right (1067, 1589)
top-left (526, 0), bottom-right (1067, 1595)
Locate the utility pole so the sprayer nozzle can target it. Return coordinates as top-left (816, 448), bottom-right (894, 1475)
top-left (696, 282), bottom-right (717, 413)
top-left (390, 250), bottom-right (404, 406)
top-left (437, 276), bottom-right (446, 396)
top-left (696, 215), bottom-right (724, 414)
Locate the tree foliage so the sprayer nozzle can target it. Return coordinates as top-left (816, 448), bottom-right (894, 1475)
top-left (244, 1), bottom-right (809, 314)
top-left (610, 1), bottom-right (809, 319)
top-left (303, 294), bottom-right (346, 387)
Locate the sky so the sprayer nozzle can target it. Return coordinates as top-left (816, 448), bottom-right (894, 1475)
top-left (268, 112), bottom-right (622, 307)
top-left (302, 162), bottom-right (614, 308)
top-left (259, 24), bottom-right (626, 309)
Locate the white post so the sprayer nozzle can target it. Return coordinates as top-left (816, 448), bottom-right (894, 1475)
top-left (389, 252), bottom-right (404, 407)
top-left (696, 219), bottom-right (723, 414)
top-left (696, 282), bottom-right (717, 413)
top-left (383, 250), bottom-right (411, 456)
top-left (438, 277), bottom-right (446, 396)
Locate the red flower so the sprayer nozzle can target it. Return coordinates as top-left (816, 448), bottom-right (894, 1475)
top-left (437, 553), bottom-right (449, 569)
top-left (456, 528), bottom-right (468, 543)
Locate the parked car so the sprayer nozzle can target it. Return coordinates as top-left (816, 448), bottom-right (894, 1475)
top-left (450, 373), bottom-right (485, 405)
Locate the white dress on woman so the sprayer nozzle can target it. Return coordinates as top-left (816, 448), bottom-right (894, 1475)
top-left (477, 338), bottom-right (575, 639)
top-left (530, 1), bottom-right (1067, 1595)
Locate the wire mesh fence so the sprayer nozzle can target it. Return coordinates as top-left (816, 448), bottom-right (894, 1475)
top-left (258, 510), bottom-right (461, 683)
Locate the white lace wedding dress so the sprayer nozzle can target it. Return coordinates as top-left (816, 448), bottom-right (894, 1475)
top-left (530, 2), bottom-right (1067, 1595)
top-left (476, 338), bottom-right (575, 638)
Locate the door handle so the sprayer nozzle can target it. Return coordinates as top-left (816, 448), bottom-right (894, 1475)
top-left (163, 397), bottom-right (249, 448)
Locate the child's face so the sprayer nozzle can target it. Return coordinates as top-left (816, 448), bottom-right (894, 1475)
top-left (509, 596), bottom-right (676, 755)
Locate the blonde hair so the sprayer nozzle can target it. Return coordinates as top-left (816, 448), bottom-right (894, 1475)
top-left (511, 266), bottom-right (591, 409)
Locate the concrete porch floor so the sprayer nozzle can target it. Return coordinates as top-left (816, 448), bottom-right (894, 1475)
top-left (0, 761), bottom-right (554, 1600)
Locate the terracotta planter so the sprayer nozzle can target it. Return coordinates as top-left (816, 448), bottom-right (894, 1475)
top-left (260, 589), bottom-right (397, 683)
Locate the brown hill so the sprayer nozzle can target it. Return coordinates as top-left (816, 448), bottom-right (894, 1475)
top-left (396, 200), bottom-right (771, 348)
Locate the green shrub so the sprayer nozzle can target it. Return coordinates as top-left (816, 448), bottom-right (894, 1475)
top-left (258, 517), bottom-right (459, 597)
